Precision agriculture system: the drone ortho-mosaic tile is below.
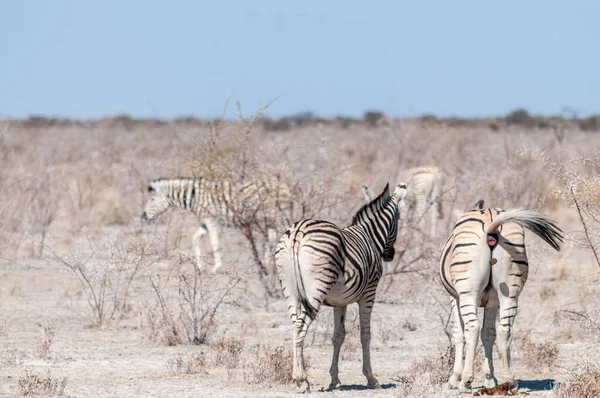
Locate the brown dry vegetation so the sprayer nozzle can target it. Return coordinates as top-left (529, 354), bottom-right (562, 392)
top-left (0, 113), bottom-right (599, 397)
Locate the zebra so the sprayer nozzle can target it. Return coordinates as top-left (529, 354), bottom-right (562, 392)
top-left (141, 177), bottom-right (293, 273)
top-left (275, 182), bottom-right (407, 392)
top-left (397, 164), bottom-right (443, 236)
top-left (440, 200), bottom-right (563, 390)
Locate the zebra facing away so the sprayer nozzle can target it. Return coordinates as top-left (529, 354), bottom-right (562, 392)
top-left (275, 183), bottom-right (407, 393)
top-left (397, 164), bottom-right (443, 236)
top-left (440, 201), bottom-right (563, 390)
top-left (141, 177), bottom-right (283, 273)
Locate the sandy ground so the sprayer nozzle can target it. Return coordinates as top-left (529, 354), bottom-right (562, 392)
top-left (1, 219), bottom-right (598, 398)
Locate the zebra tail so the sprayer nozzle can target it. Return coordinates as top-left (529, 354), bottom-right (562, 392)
top-left (486, 209), bottom-right (564, 251)
top-left (291, 244), bottom-right (318, 321)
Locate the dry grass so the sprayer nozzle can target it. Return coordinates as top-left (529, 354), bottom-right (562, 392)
top-left (211, 336), bottom-right (245, 380)
top-left (553, 361), bottom-right (600, 397)
top-left (36, 321), bottom-right (55, 360)
top-left (243, 344), bottom-right (299, 385)
top-left (518, 335), bottom-right (559, 371)
top-left (167, 352), bottom-right (208, 376)
top-left (17, 371), bottom-right (67, 396)
top-left (394, 349), bottom-right (453, 397)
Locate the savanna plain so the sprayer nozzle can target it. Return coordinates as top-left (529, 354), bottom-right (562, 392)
top-left (1, 113), bottom-right (599, 397)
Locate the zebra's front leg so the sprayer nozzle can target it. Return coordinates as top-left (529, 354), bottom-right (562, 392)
top-left (448, 298), bottom-right (464, 389)
top-left (328, 306), bottom-right (347, 390)
top-left (203, 218), bottom-right (223, 273)
top-left (358, 299), bottom-right (380, 389)
top-left (191, 223), bottom-right (209, 269)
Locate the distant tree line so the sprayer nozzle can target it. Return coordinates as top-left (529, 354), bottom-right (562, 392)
top-left (3, 108), bottom-right (600, 132)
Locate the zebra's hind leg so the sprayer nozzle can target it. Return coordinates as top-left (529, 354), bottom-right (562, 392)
top-left (292, 311), bottom-right (316, 393)
top-left (359, 299), bottom-right (380, 389)
top-left (458, 294), bottom-right (480, 390)
top-left (328, 306), bottom-right (347, 390)
top-left (495, 295), bottom-right (518, 388)
top-left (481, 305), bottom-right (499, 388)
top-left (448, 298), bottom-right (465, 389)
top-left (191, 223), bottom-right (209, 270)
top-left (203, 218), bottom-right (223, 273)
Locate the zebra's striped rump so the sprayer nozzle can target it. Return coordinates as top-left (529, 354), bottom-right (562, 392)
top-left (440, 207), bottom-right (563, 389)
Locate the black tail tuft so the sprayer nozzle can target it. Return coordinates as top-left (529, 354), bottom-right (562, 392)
top-left (301, 298), bottom-right (317, 321)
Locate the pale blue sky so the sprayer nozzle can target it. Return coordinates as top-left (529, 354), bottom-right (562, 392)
top-left (1, 1), bottom-right (598, 119)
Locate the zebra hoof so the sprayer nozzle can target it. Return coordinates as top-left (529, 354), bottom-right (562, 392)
top-left (295, 380), bottom-right (310, 394)
top-left (447, 374), bottom-right (461, 389)
top-left (327, 381), bottom-right (341, 391)
top-left (367, 378), bottom-right (381, 389)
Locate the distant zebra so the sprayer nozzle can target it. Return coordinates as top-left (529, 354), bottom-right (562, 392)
top-left (275, 183), bottom-right (407, 392)
top-left (142, 177), bottom-right (293, 273)
top-left (440, 201), bottom-right (563, 390)
top-left (397, 165), bottom-right (443, 235)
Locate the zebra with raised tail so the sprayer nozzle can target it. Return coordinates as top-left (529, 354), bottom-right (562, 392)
top-left (141, 177), bottom-right (290, 273)
top-left (275, 183), bottom-right (407, 393)
top-left (440, 201), bottom-right (563, 390)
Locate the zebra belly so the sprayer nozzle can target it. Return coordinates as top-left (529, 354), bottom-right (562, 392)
top-left (322, 276), bottom-right (367, 307)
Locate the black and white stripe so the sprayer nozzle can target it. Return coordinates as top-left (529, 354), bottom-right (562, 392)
top-left (275, 183), bottom-right (407, 392)
top-left (440, 201), bottom-right (563, 390)
top-left (142, 177), bottom-right (290, 272)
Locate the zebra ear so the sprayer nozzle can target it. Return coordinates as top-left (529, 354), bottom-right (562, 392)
top-left (469, 199), bottom-right (484, 210)
top-left (361, 185), bottom-right (376, 202)
top-left (394, 183), bottom-right (407, 202)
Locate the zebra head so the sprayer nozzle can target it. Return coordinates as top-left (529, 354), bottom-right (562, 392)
top-left (141, 193), bottom-right (171, 221)
top-left (382, 183), bottom-right (407, 261)
top-left (358, 183), bottom-right (407, 262)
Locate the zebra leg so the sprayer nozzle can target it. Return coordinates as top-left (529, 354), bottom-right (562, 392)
top-left (292, 312), bottom-right (315, 393)
top-left (191, 223), bottom-right (209, 269)
top-left (358, 299), bottom-right (380, 389)
top-left (262, 227), bottom-right (278, 269)
top-left (495, 295), bottom-right (518, 388)
top-left (328, 305), bottom-right (347, 390)
top-left (203, 218), bottom-right (223, 273)
top-left (448, 298), bottom-right (465, 388)
top-left (458, 294), bottom-right (480, 390)
top-left (481, 305), bottom-right (499, 388)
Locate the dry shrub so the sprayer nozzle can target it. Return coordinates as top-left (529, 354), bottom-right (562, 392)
top-left (46, 227), bottom-right (163, 327)
top-left (554, 362), bottom-right (600, 397)
top-left (36, 322), bottom-right (55, 360)
top-left (167, 352), bottom-right (208, 375)
top-left (211, 337), bottom-right (244, 380)
top-left (17, 371), bottom-right (67, 396)
top-left (539, 284), bottom-right (556, 300)
top-left (394, 372), bottom-right (442, 398)
top-left (394, 349), bottom-right (453, 397)
top-left (518, 335), bottom-right (559, 370)
top-left (243, 344), bottom-right (300, 385)
top-left (144, 258), bottom-right (245, 346)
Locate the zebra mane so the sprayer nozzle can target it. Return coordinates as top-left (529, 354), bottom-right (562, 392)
top-left (148, 177), bottom-right (201, 193)
top-left (351, 183), bottom-right (391, 226)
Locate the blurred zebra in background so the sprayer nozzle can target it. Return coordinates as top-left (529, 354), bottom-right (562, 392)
top-left (275, 183), bottom-right (407, 392)
top-left (141, 176), bottom-right (295, 273)
top-left (397, 164), bottom-right (444, 236)
top-left (440, 201), bottom-right (563, 390)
